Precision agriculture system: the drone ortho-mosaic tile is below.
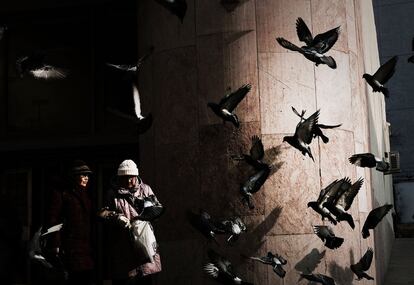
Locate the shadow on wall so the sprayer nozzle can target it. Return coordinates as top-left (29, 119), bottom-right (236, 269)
top-left (328, 261), bottom-right (354, 284)
top-left (236, 206), bottom-right (283, 257)
top-left (294, 248), bottom-right (326, 274)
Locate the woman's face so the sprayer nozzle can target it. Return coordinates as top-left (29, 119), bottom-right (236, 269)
top-left (119, 175), bottom-right (137, 189)
top-left (76, 174), bottom-right (89, 188)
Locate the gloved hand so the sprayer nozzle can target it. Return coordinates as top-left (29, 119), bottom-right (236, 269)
top-left (117, 215), bottom-right (131, 229)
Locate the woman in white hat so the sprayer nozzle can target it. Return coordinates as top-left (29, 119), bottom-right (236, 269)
top-left (99, 159), bottom-right (161, 285)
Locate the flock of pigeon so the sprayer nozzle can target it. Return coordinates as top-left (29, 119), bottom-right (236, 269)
top-left (20, 1), bottom-right (405, 284)
top-left (196, 15), bottom-right (402, 285)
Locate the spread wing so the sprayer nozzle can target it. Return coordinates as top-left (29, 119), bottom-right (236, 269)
top-left (132, 83), bottom-right (144, 119)
top-left (296, 17), bottom-right (313, 46)
top-left (348, 153), bottom-right (376, 167)
top-left (219, 84), bottom-right (251, 112)
top-left (296, 110), bottom-right (319, 144)
top-left (276, 37), bottom-right (304, 53)
top-left (317, 179), bottom-right (339, 204)
top-left (353, 248), bottom-right (373, 271)
top-left (312, 26), bottom-right (340, 54)
top-left (250, 135), bottom-right (264, 161)
top-left (340, 177), bottom-right (364, 211)
top-left (373, 56), bottom-right (398, 84)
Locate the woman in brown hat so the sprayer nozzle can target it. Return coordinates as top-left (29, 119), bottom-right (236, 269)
top-left (45, 160), bottom-right (94, 285)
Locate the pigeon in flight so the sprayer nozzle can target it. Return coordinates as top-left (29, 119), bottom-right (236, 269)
top-left (106, 46), bottom-right (154, 74)
top-left (292, 107), bottom-right (341, 143)
top-left (246, 252), bottom-right (287, 278)
top-left (240, 164), bottom-right (271, 209)
top-left (307, 180), bottom-right (339, 225)
top-left (187, 210), bottom-right (225, 244)
top-left (16, 52), bottom-right (67, 79)
top-left (276, 17), bottom-right (340, 69)
top-left (363, 56), bottom-right (398, 97)
top-left (107, 83), bottom-right (153, 134)
top-left (283, 109), bottom-right (321, 161)
top-left (313, 225), bottom-right (344, 250)
top-left (322, 177), bottom-right (364, 229)
top-left (348, 153), bottom-right (389, 172)
top-left (362, 204), bottom-right (393, 238)
top-left (207, 84), bottom-right (251, 128)
top-left (29, 223), bottom-right (63, 268)
top-left (299, 273), bottom-right (336, 285)
top-left (351, 247), bottom-right (374, 280)
top-left (231, 135), bottom-right (266, 169)
top-left (408, 38), bottom-right (414, 63)
top-left (217, 217), bottom-right (247, 243)
top-left (154, 0), bottom-right (187, 23)
top-left (204, 249), bottom-right (254, 285)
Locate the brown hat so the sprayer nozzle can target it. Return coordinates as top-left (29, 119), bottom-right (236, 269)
top-left (70, 160), bottom-right (93, 175)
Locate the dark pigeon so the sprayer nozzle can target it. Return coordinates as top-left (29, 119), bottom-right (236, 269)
top-left (154, 0), bottom-right (187, 23)
top-left (106, 46), bottom-right (154, 74)
top-left (348, 153), bottom-right (389, 172)
top-left (323, 177), bottom-right (364, 229)
top-left (283, 109), bottom-right (320, 161)
top-left (133, 195), bottom-right (164, 221)
top-left (221, 0), bottom-right (245, 12)
top-left (362, 204), bottom-right (393, 238)
top-left (208, 84), bottom-right (251, 128)
top-left (299, 273), bottom-right (336, 285)
top-left (313, 225), bottom-right (344, 250)
top-left (240, 164), bottom-right (271, 209)
top-left (247, 252), bottom-right (287, 278)
top-left (29, 224), bottom-right (63, 268)
top-left (351, 247), bottom-right (374, 280)
top-left (204, 249), bottom-right (254, 285)
top-left (107, 83), bottom-right (153, 134)
top-left (307, 180), bottom-right (339, 225)
top-left (276, 17), bottom-right (340, 69)
top-left (408, 37), bottom-right (414, 63)
top-left (187, 210), bottom-right (225, 244)
top-left (16, 52), bottom-right (67, 79)
top-left (292, 107), bottom-right (342, 143)
top-left (363, 56), bottom-right (398, 97)
top-left (217, 217), bottom-right (247, 243)
top-left (231, 135), bottom-right (266, 169)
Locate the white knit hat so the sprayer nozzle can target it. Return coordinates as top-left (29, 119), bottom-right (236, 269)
top-left (117, 159), bottom-right (139, 176)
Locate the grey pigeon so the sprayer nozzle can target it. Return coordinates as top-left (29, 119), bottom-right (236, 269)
top-left (292, 107), bottom-right (342, 143)
top-left (204, 249), bottom-right (254, 285)
top-left (106, 46), bottom-right (154, 74)
top-left (313, 225), bottom-right (344, 249)
top-left (307, 180), bottom-right (339, 225)
top-left (134, 195), bottom-right (164, 221)
top-left (217, 217), bottom-right (247, 243)
top-left (299, 273), bottom-right (336, 285)
top-left (16, 52), bottom-right (67, 79)
top-left (231, 135), bottom-right (266, 169)
top-left (408, 38), bottom-right (414, 63)
top-left (154, 0), bottom-right (187, 23)
top-left (363, 56), bottom-right (398, 97)
top-left (362, 204), bottom-right (393, 238)
top-left (351, 248), bottom-right (374, 280)
top-left (247, 252), bottom-right (287, 278)
top-left (208, 84), bottom-right (251, 128)
top-left (348, 153), bottom-right (389, 172)
top-left (283, 109), bottom-right (320, 161)
top-left (187, 210), bottom-right (225, 244)
top-left (276, 17), bottom-right (340, 69)
top-left (240, 164), bottom-right (271, 209)
top-left (322, 177), bottom-right (364, 229)
top-left (29, 223), bottom-right (63, 268)
top-left (107, 83), bottom-right (153, 134)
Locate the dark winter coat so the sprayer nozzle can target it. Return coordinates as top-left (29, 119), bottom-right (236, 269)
top-left (45, 184), bottom-right (94, 272)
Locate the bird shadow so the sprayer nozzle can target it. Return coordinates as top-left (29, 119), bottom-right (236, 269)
top-left (236, 206), bottom-right (283, 256)
top-left (294, 248), bottom-right (326, 274)
top-left (328, 261), bottom-right (354, 284)
top-left (264, 145), bottom-right (285, 176)
top-left (224, 29), bottom-right (254, 44)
